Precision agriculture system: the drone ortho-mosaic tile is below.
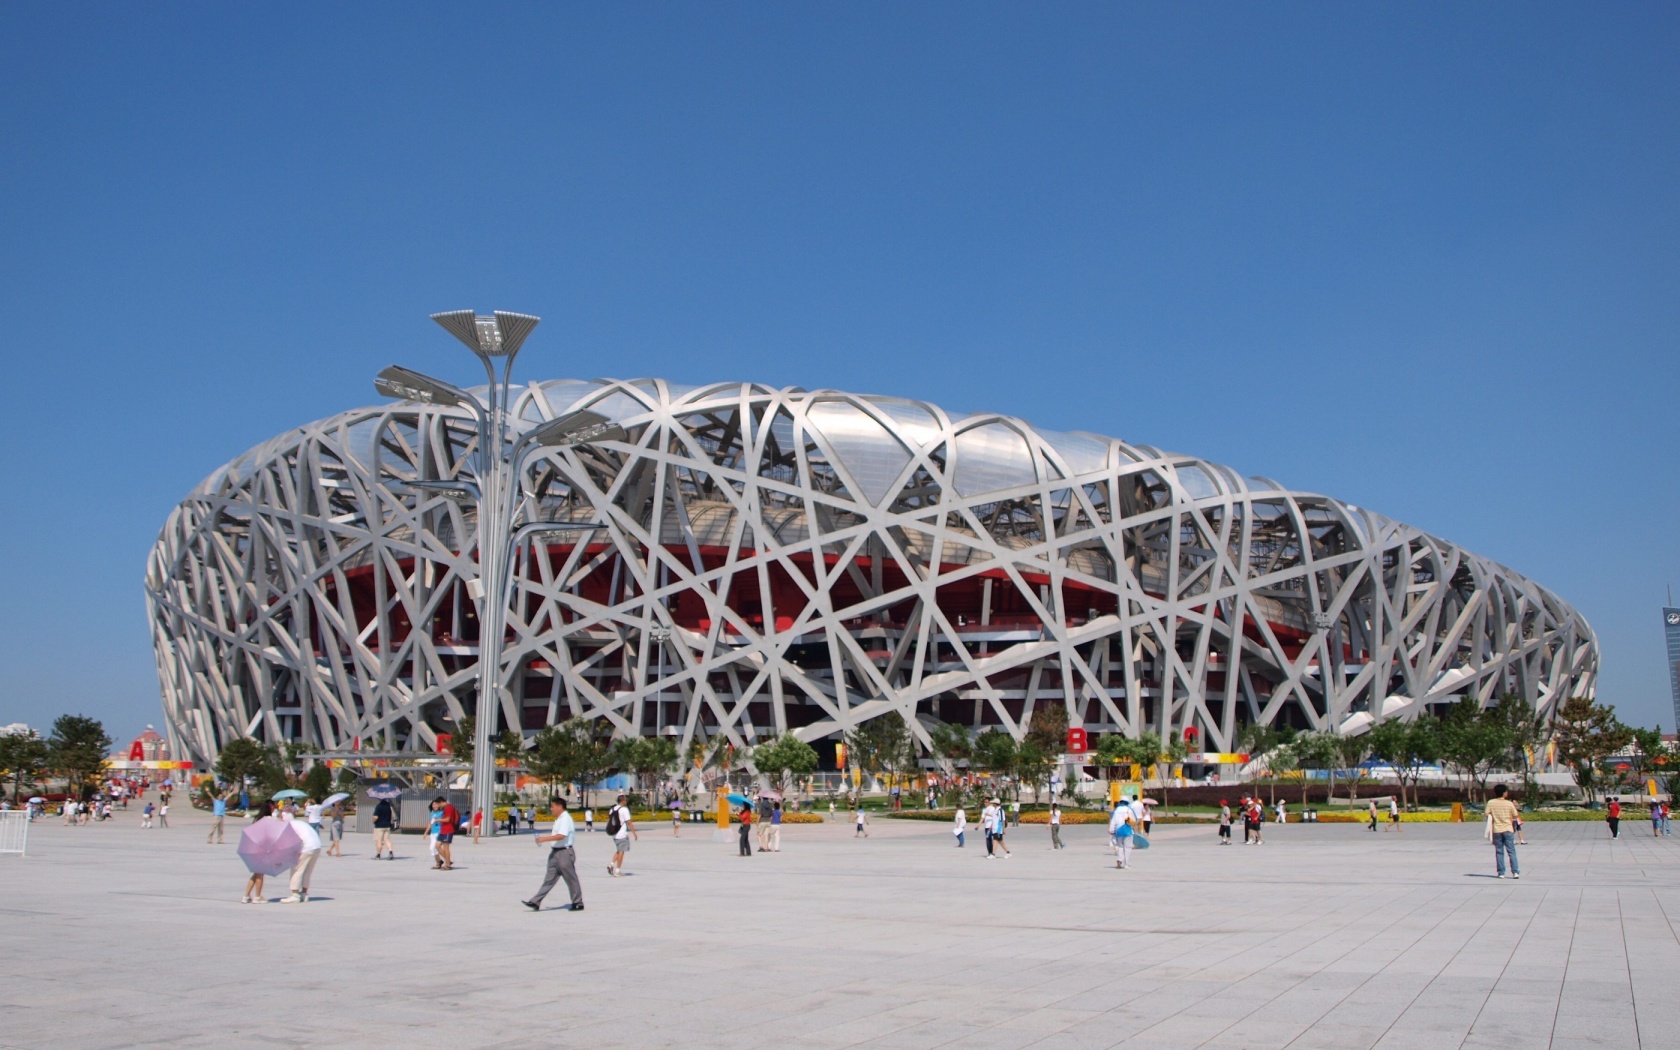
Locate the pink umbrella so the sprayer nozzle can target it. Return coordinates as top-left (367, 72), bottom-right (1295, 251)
top-left (238, 816), bottom-right (302, 876)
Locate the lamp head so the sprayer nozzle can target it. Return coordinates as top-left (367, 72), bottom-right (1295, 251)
top-left (430, 310), bottom-right (540, 359)
top-left (375, 366), bottom-right (475, 409)
top-left (526, 409), bottom-right (627, 448)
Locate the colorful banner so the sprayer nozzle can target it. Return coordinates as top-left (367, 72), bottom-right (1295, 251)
top-left (104, 760), bottom-right (195, 770)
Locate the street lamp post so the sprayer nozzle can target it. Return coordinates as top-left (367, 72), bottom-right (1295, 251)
top-left (376, 310), bottom-right (624, 834)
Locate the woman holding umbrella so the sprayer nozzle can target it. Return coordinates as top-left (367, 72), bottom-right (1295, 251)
top-left (240, 801), bottom-right (277, 902)
top-left (321, 794), bottom-right (349, 857)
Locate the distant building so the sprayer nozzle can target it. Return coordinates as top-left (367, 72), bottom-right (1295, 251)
top-left (1, 723), bottom-right (34, 737)
top-left (1666, 608), bottom-right (1680, 732)
top-left (116, 725), bottom-right (171, 763)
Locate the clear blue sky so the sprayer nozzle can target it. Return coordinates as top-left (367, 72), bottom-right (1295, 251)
top-left (2, 4), bottom-right (1676, 743)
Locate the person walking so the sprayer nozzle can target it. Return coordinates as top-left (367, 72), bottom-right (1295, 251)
top-left (281, 809), bottom-right (324, 903)
top-left (854, 805), bottom-right (869, 838)
top-left (738, 803), bottom-right (754, 856)
top-left (522, 798), bottom-right (584, 912)
top-left (1661, 800), bottom-right (1672, 837)
top-left (607, 794), bottom-right (637, 876)
top-left (991, 802), bottom-right (1012, 857)
top-left (435, 797), bottom-right (460, 869)
top-left (1238, 797), bottom-right (1252, 843)
top-left (1606, 797), bottom-right (1622, 839)
top-left (768, 801), bottom-right (783, 852)
top-left (157, 800), bottom-right (170, 827)
top-left (670, 797), bottom-right (682, 836)
top-left (1010, 799), bottom-right (1021, 828)
top-left (1389, 797), bottom-right (1402, 833)
top-left (980, 798), bottom-right (997, 856)
top-left (953, 806), bottom-right (967, 848)
top-left (1368, 799), bottom-right (1380, 832)
top-left (1247, 799), bottom-right (1264, 844)
top-left (425, 800), bottom-right (443, 867)
top-left (755, 802), bottom-right (772, 852)
top-left (371, 795), bottom-right (395, 859)
top-left (471, 808), bottom-right (483, 845)
top-left (1049, 804), bottom-right (1064, 849)
top-left (1218, 800), bottom-right (1232, 844)
top-left (141, 801), bottom-right (153, 828)
top-left (1486, 784), bottom-right (1521, 879)
top-left (1275, 799), bottom-right (1287, 824)
top-left (1140, 801), bottom-right (1153, 836)
top-left (584, 807), bottom-right (594, 833)
top-left (207, 791), bottom-right (230, 844)
top-left (1109, 799), bottom-right (1136, 870)
top-left (325, 803), bottom-right (345, 857)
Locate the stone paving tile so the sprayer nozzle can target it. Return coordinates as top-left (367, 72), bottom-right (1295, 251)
top-left (5, 810), bottom-right (1679, 1049)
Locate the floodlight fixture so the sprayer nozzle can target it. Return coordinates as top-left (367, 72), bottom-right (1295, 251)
top-left (523, 409), bottom-right (627, 451)
top-left (403, 479), bottom-right (482, 503)
top-left (375, 366), bottom-right (477, 409)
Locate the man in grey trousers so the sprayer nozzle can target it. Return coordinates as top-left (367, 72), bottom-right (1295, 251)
top-left (523, 797), bottom-right (584, 912)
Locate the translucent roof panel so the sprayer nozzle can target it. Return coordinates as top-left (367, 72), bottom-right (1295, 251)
top-left (1176, 463), bottom-right (1220, 500)
top-left (862, 397), bottom-right (942, 447)
top-left (1042, 430), bottom-right (1111, 478)
top-left (952, 423), bottom-right (1038, 497)
top-left (806, 400), bottom-right (913, 507)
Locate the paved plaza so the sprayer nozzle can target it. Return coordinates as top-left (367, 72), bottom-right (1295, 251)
top-left (4, 805), bottom-right (1678, 1050)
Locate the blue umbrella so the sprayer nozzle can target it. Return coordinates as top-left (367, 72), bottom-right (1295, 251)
top-left (726, 793), bottom-right (751, 807)
top-left (270, 788), bottom-right (307, 800)
top-left (366, 784), bottom-right (402, 800)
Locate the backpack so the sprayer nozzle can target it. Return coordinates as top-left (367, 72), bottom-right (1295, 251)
top-left (605, 807), bottom-right (622, 836)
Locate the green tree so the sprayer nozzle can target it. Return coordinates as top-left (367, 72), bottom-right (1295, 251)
top-left (751, 734), bottom-right (818, 797)
top-left (1264, 739), bottom-right (1299, 808)
top-left (0, 731), bottom-right (50, 802)
top-left (1367, 716), bottom-right (1441, 811)
top-left (1628, 725), bottom-right (1665, 793)
top-left (525, 724), bottom-right (572, 797)
top-left (619, 736), bottom-right (682, 802)
top-left (523, 718), bottom-right (615, 803)
top-left (1014, 740), bottom-right (1057, 803)
top-left (47, 715), bottom-right (113, 800)
top-left (1552, 696), bottom-right (1632, 802)
top-left (214, 738), bottom-right (269, 788)
top-left (972, 728), bottom-right (1018, 796)
top-left (1292, 733), bottom-right (1340, 808)
top-left (1488, 694), bottom-right (1549, 803)
top-left (496, 729), bottom-right (526, 765)
top-left (927, 721), bottom-right (973, 779)
top-left (846, 716), bottom-right (914, 797)
top-left (302, 762), bottom-right (333, 801)
top-left (1158, 734), bottom-right (1191, 808)
top-left (448, 715), bottom-right (475, 771)
top-left (1439, 699), bottom-right (1513, 802)
top-left (1024, 704), bottom-right (1069, 754)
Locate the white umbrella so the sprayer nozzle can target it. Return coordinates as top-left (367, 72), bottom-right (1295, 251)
top-left (321, 792), bottom-right (351, 807)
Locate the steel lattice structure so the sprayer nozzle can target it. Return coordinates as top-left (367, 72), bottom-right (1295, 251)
top-left (147, 378), bottom-right (1597, 767)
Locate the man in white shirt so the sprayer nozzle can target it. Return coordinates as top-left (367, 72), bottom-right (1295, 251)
top-left (281, 808), bottom-right (323, 903)
top-left (608, 793), bottom-right (637, 877)
top-left (524, 797), bottom-right (583, 911)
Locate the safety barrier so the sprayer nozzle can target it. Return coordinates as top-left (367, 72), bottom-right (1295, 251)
top-left (0, 811), bottom-right (29, 856)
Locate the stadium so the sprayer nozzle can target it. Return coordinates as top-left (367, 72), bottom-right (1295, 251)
top-left (146, 376), bottom-right (1598, 769)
